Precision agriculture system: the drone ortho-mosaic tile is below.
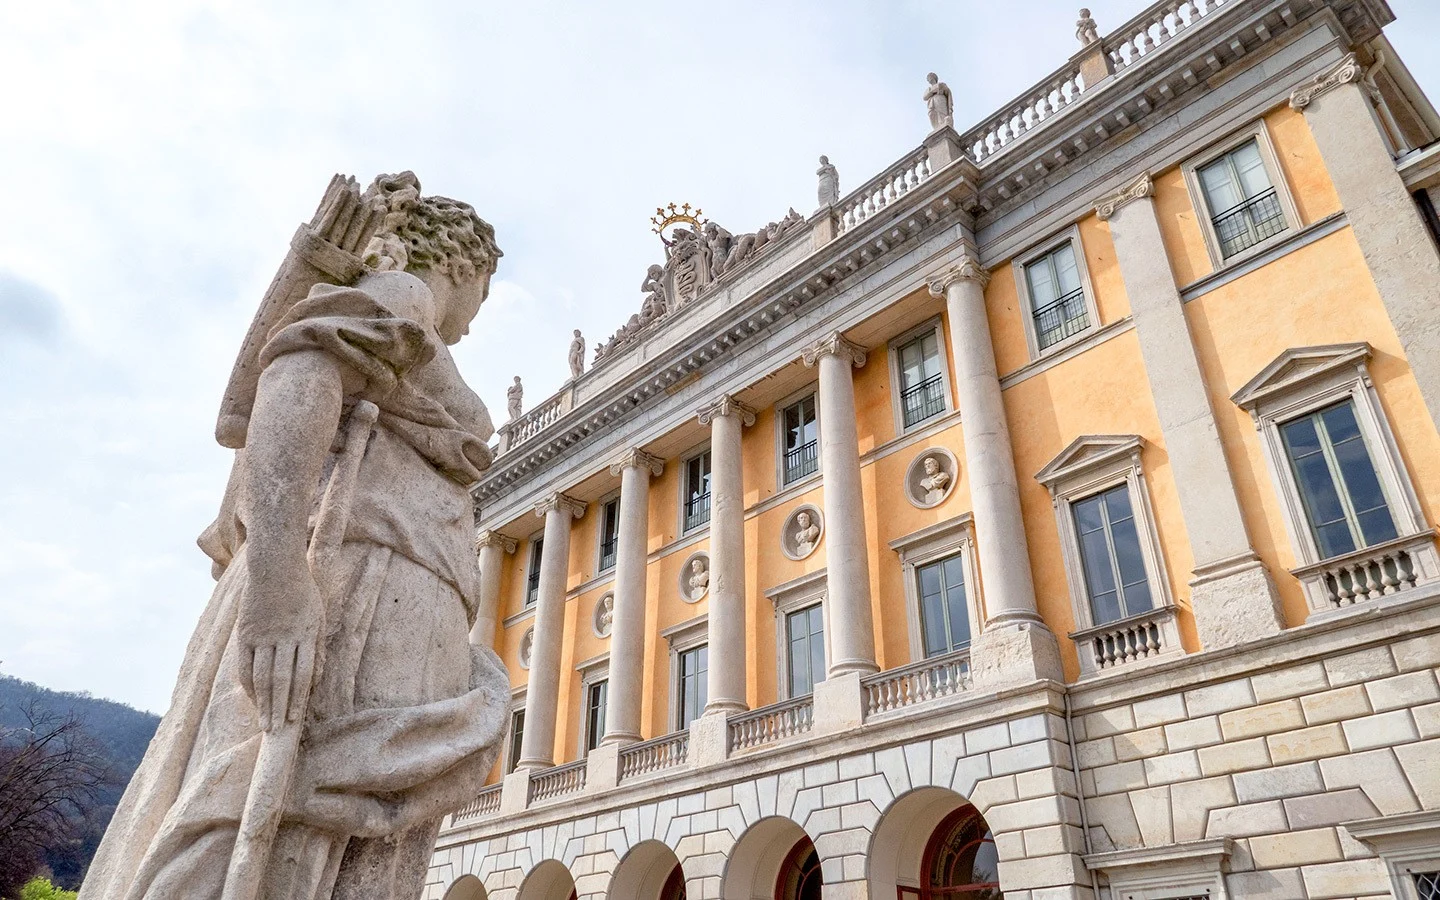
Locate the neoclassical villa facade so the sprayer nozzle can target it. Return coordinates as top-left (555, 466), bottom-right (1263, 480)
top-left (429, 1), bottom-right (1440, 898)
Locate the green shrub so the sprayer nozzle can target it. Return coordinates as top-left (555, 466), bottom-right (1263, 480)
top-left (17, 877), bottom-right (78, 900)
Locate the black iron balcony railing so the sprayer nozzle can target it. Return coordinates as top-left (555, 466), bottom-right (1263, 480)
top-left (900, 373), bottom-right (946, 428)
top-left (684, 491), bottom-right (711, 531)
top-left (1212, 187), bottom-right (1286, 258)
top-left (526, 568), bottom-right (540, 606)
top-left (784, 440), bottom-right (819, 484)
top-left (599, 536), bottom-right (618, 571)
top-left (1034, 286), bottom-right (1089, 351)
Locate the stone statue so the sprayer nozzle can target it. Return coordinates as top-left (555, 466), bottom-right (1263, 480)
top-left (568, 329), bottom-right (585, 380)
top-left (688, 557), bottom-right (710, 601)
top-left (1076, 8), bottom-right (1100, 45)
top-left (640, 263), bottom-right (667, 314)
top-left (80, 172), bottom-right (509, 900)
top-left (597, 595), bottom-right (614, 636)
top-left (794, 510), bottom-right (821, 557)
top-left (520, 627), bottom-right (534, 668)
top-left (924, 72), bottom-right (954, 131)
top-left (817, 155), bottom-right (840, 207)
top-left (920, 455), bottom-right (951, 504)
top-left (507, 375), bottom-right (523, 420)
top-left (703, 221), bottom-right (734, 279)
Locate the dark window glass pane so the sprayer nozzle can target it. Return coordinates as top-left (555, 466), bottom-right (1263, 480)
top-left (1076, 494), bottom-right (1122, 624)
top-left (1321, 406), bottom-right (1397, 547)
top-left (1283, 417), bottom-right (1357, 559)
top-left (942, 557), bottom-right (970, 650)
top-left (1281, 416), bottom-right (1322, 456)
top-left (508, 709), bottom-right (526, 773)
top-left (1074, 494), bottom-right (1106, 535)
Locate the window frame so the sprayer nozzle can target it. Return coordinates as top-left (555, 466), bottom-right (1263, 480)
top-left (679, 445), bottom-right (714, 536)
top-left (1181, 119), bottom-right (1303, 270)
top-left (1035, 435), bottom-right (1181, 677)
top-left (575, 653), bottom-right (610, 757)
top-left (662, 614), bottom-right (709, 730)
top-left (886, 317), bottom-right (955, 434)
top-left (774, 386), bottom-right (822, 491)
top-left (1083, 837), bottom-right (1231, 900)
top-left (1232, 343), bottom-right (1434, 618)
top-left (503, 686), bottom-right (527, 775)
top-left (523, 531), bottom-right (544, 608)
top-left (1011, 225), bottom-right (1103, 362)
top-left (765, 569), bottom-right (831, 700)
top-left (595, 492), bottom-right (621, 575)
top-left (1345, 810), bottom-right (1440, 900)
top-left (888, 515), bottom-right (984, 665)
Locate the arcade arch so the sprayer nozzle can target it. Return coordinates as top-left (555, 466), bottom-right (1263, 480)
top-left (443, 874), bottom-right (489, 900)
top-left (608, 840), bottom-right (687, 900)
top-left (868, 787), bottom-right (1001, 899)
top-left (722, 816), bottom-right (822, 900)
top-left (518, 859), bottom-right (578, 900)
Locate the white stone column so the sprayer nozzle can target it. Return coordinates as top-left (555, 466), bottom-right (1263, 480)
top-left (517, 491), bottom-right (585, 770)
top-left (697, 395), bottom-right (755, 714)
top-left (1096, 174), bottom-right (1284, 648)
top-left (1291, 53), bottom-right (1440, 430)
top-left (801, 334), bottom-right (878, 676)
top-left (602, 449), bottom-right (663, 744)
top-left (928, 262), bottom-right (1061, 686)
top-left (471, 530), bottom-right (517, 649)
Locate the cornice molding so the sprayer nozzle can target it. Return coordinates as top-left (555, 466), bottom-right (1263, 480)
top-left (1094, 172), bottom-right (1154, 221)
top-left (534, 492), bottom-right (587, 519)
top-left (475, 530), bottom-right (518, 555)
top-left (1289, 52), bottom-right (1362, 111)
top-left (696, 394), bottom-right (757, 427)
top-left (801, 331), bottom-right (868, 369)
top-left (926, 256), bottom-right (990, 296)
top-left (609, 448), bottom-right (665, 477)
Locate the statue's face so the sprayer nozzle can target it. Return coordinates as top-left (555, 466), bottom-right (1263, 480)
top-left (431, 269), bottom-right (492, 346)
top-left (924, 457), bottom-right (939, 475)
top-left (797, 512), bottom-right (810, 529)
top-left (692, 559), bottom-right (703, 573)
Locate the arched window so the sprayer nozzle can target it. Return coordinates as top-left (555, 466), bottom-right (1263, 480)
top-left (775, 836), bottom-right (823, 900)
top-left (660, 863), bottom-right (687, 900)
top-left (919, 805), bottom-right (1002, 899)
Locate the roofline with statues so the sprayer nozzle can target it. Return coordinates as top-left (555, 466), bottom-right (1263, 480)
top-left (476, 0), bottom-right (1399, 522)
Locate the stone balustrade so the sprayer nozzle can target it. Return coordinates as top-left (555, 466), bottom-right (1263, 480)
top-left (617, 730), bottom-right (689, 782)
top-left (528, 759), bottom-right (587, 804)
top-left (860, 647), bottom-right (972, 716)
top-left (1070, 606), bottom-right (1182, 676)
top-left (960, 65), bottom-right (1087, 163)
top-left (452, 783), bottom-right (502, 826)
top-left (1292, 531), bottom-right (1440, 617)
top-left (1104, 0), bottom-right (1228, 73)
top-left (836, 147), bottom-right (933, 235)
top-left (498, 391), bottom-right (570, 454)
top-left (726, 696), bottom-right (815, 752)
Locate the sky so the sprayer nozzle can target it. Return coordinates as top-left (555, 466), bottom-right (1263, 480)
top-left (3, 0), bottom-right (1438, 714)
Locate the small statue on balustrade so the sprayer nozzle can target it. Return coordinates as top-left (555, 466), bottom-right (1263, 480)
top-left (507, 375), bottom-right (523, 420)
top-left (924, 72), bottom-right (954, 131)
top-left (817, 155), bottom-right (840, 207)
top-left (568, 329), bottom-right (585, 380)
top-left (1077, 8), bottom-right (1101, 45)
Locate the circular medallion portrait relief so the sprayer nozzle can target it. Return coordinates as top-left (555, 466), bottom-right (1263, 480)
top-left (781, 504), bottom-right (824, 561)
top-left (905, 448), bottom-right (958, 509)
top-left (680, 552), bottom-right (710, 603)
top-left (518, 626), bottom-right (534, 670)
top-left (593, 592), bottom-right (615, 638)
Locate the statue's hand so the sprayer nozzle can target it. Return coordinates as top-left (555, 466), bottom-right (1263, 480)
top-left (286, 787), bottom-right (399, 839)
top-left (237, 565), bottom-right (324, 732)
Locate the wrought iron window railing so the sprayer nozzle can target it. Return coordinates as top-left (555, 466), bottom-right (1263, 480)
top-left (684, 491), bottom-right (711, 531)
top-left (1212, 187), bottom-right (1286, 258)
top-left (784, 440), bottom-right (819, 484)
top-left (526, 569), bottom-right (540, 606)
top-left (599, 536), bottom-right (617, 571)
top-left (1034, 286), bottom-right (1089, 351)
top-left (900, 373), bottom-right (946, 428)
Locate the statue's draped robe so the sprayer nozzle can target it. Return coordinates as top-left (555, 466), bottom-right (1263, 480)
top-left (81, 276), bottom-right (508, 900)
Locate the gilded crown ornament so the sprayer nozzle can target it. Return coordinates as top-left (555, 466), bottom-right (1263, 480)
top-left (651, 201), bottom-right (708, 245)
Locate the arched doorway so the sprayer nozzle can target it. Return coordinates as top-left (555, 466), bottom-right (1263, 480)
top-left (774, 834), bottom-right (823, 900)
top-left (868, 787), bottom-right (1005, 899)
top-left (608, 839), bottom-right (687, 900)
top-left (518, 859), bottom-right (578, 900)
top-left (443, 874), bottom-right (488, 900)
top-left (722, 816), bottom-right (822, 900)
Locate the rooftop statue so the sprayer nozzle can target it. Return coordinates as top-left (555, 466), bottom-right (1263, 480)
top-left (568, 330), bottom-right (586, 380)
top-left (817, 155), bottom-right (840, 207)
top-left (1077, 8), bottom-right (1101, 45)
top-left (507, 375), bottom-right (524, 419)
top-left (924, 72), bottom-right (954, 131)
top-left (80, 172), bottom-right (510, 900)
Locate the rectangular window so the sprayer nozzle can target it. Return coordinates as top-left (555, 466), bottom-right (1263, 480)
top-left (1197, 139), bottom-right (1287, 258)
top-left (525, 538), bottom-right (543, 607)
top-left (506, 708), bottom-right (526, 774)
top-left (1074, 484), bottom-right (1155, 626)
top-left (1024, 242), bottom-right (1088, 351)
top-left (1280, 399), bottom-right (1399, 560)
top-left (782, 396), bottom-right (819, 484)
top-left (917, 554), bottom-right (972, 657)
top-left (897, 331), bottom-right (946, 428)
top-left (785, 604), bottom-right (826, 697)
top-left (584, 679), bottom-right (608, 752)
top-left (683, 452), bottom-right (712, 531)
top-left (598, 498), bottom-right (620, 572)
top-left (676, 644), bottom-right (708, 730)
top-left (1414, 870), bottom-right (1440, 900)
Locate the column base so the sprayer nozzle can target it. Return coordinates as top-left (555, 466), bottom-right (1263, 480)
top-left (970, 618), bottom-right (1063, 689)
top-left (704, 698), bottom-right (748, 716)
top-left (1189, 554), bottom-right (1284, 650)
top-left (599, 731), bottom-right (641, 748)
top-left (828, 658), bottom-right (880, 677)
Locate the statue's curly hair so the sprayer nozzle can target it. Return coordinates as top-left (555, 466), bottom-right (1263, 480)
top-left (365, 171), bottom-right (502, 280)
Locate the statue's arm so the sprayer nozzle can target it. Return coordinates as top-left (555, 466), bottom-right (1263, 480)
top-left (239, 349), bottom-right (351, 730)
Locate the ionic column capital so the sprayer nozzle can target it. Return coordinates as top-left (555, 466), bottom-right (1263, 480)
top-left (475, 530), bottom-right (518, 555)
top-left (697, 394), bottom-right (757, 427)
top-left (534, 492), bottom-right (587, 519)
top-left (802, 331), bottom-right (868, 369)
top-left (926, 256), bottom-right (990, 296)
top-left (609, 448), bottom-right (665, 477)
top-left (1094, 172), bottom-right (1154, 221)
top-left (1290, 52), bottom-right (1362, 111)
